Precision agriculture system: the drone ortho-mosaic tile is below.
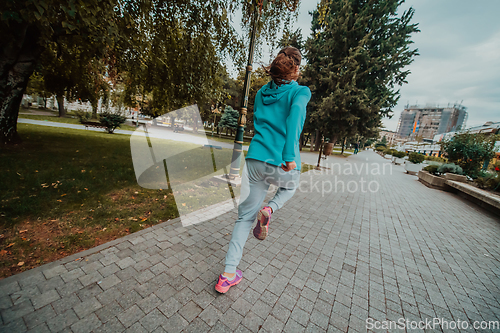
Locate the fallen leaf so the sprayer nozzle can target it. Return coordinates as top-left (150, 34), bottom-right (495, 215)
top-left (22, 238), bottom-right (27, 241)
top-left (57, 200), bottom-right (62, 202)
top-left (61, 194), bottom-right (67, 197)
top-left (182, 203), bottom-right (186, 206)
top-left (81, 170), bottom-right (86, 173)
top-left (19, 230), bottom-right (28, 234)
top-left (84, 188), bottom-right (88, 191)
top-left (5, 243), bottom-right (15, 249)
top-left (115, 218), bottom-right (119, 221)
top-left (18, 262), bottom-right (24, 266)
top-left (0, 250), bottom-right (7, 256)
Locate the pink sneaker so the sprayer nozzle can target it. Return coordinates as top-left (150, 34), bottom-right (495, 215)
top-left (215, 270), bottom-right (243, 293)
top-left (253, 206), bottom-right (272, 240)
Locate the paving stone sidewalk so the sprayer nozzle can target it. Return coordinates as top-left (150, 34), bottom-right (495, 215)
top-left (1, 151), bottom-right (499, 333)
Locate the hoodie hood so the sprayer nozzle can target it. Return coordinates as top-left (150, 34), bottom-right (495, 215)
top-left (260, 80), bottom-right (298, 105)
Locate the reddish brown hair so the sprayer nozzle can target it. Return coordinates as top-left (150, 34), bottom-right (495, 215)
top-left (263, 46), bottom-right (302, 86)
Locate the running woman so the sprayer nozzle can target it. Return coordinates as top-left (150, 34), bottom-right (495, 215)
top-left (215, 46), bottom-right (311, 293)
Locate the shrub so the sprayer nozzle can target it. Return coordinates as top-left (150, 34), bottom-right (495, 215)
top-left (408, 152), bottom-right (425, 164)
top-left (423, 165), bottom-right (439, 175)
top-left (75, 109), bottom-right (91, 122)
top-left (99, 112), bottom-right (126, 134)
top-left (375, 146), bottom-right (385, 152)
top-left (384, 148), bottom-right (399, 156)
top-left (490, 161), bottom-right (500, 173)
top-left (441, 132), bottom-right (498, 177)
top-left (393, 151), bottom-right (406, 158)
top-left (475, 173), bottom-right (500, 192)
top-left (425, 155), bottom-right (446, 163)
top-left (437, 163), bottom-right (463, 175)
top-left (375, 142), bottom-right (387, 149)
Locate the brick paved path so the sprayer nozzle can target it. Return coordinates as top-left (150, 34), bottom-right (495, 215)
top-left (1, 151), bottom-right (499, 333)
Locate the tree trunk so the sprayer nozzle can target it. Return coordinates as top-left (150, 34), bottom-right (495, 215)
top-left (57, 95), bottom-right (66, 117)
top-left (0, 24), bottom-right (44, 144)
top-left (192, 111), bottom-right (198, 133)
top-left (341, 137), bottom-right (346, 155)
top-left (316, 132), bottom-right (324, 168)
top-left (330, 135), bottom-right (338, 148)
top-left (299, 132), bottom-right (304, 151)
top-left (310, 131), bottom-right (316, 151)
top-left (314, 129), bottom-right (321, 152)
top-left (91, 101), bottom-right (98, 119)
top-left (304, 133), bottom-right (310, 149)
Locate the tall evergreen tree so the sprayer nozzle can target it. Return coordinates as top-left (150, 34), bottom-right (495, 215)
top-left (218, 105), bottom-right (240, 136)
top-left (278, 27), bottom-right (304, 51)
top-left (302, 0), bottom-right (419, 146)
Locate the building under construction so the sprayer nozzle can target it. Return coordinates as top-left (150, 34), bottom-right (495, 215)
top-left (395, 104), bottom-right (468, 139)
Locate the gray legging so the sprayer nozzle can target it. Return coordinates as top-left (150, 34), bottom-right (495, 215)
top-left (224, 158), bottom-right (300, 273)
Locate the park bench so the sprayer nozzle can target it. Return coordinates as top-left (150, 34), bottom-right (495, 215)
top-left (81, 121), bottom-right (107, 130)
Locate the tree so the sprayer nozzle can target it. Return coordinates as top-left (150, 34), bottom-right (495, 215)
top-left (25, 72), bottom-right (51, 109)
top-left (0, 0), bottom-right (245, 144)
top-left (301, 0), bottom-right (419, 150)
top-left (0, 0), bottom-right (121, 143)
top-left (218, 106), bottom-right (240, 136)
top-left (1, 0), bottom-right (305, 144)
top-left (37, 44), bottom-right (109, 118)
top-left (278, 27), bottom-right (304, 51)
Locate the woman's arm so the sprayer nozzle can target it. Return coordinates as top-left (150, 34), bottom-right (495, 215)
top-left (282, 86), bottom-right (312, 165)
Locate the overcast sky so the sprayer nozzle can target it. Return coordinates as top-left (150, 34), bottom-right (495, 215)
top-left (234, 0), bottom-right (500, 132)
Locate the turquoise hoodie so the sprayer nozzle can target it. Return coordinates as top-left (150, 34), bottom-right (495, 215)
top-left (246, 80), bottom-right (311, 170)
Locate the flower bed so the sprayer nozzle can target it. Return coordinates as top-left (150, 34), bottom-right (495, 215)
top-left (418, 170), bottom-right (447, 190)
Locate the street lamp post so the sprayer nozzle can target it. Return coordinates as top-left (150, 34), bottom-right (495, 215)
top-left (211, 106), bottom-right (218, 137)
top-left (220, 0), bottom-right (300, 182)
top-left (227, 7), bottom-right (261, 180)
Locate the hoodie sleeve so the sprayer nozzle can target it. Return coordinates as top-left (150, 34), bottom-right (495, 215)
top-left (282, 86), bottom-right (312, 163)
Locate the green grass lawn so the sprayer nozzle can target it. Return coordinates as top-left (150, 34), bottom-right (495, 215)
top-left (301, 147), bottom-right (355, 154)
top-left (0, 124), bottom-right (239, 277)
top-left (18, 113), bottom-right (137, 131)
top-left (0, 124), bottom-right (313, 278)
top-left (198, 129), bottom-right (251, 146)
